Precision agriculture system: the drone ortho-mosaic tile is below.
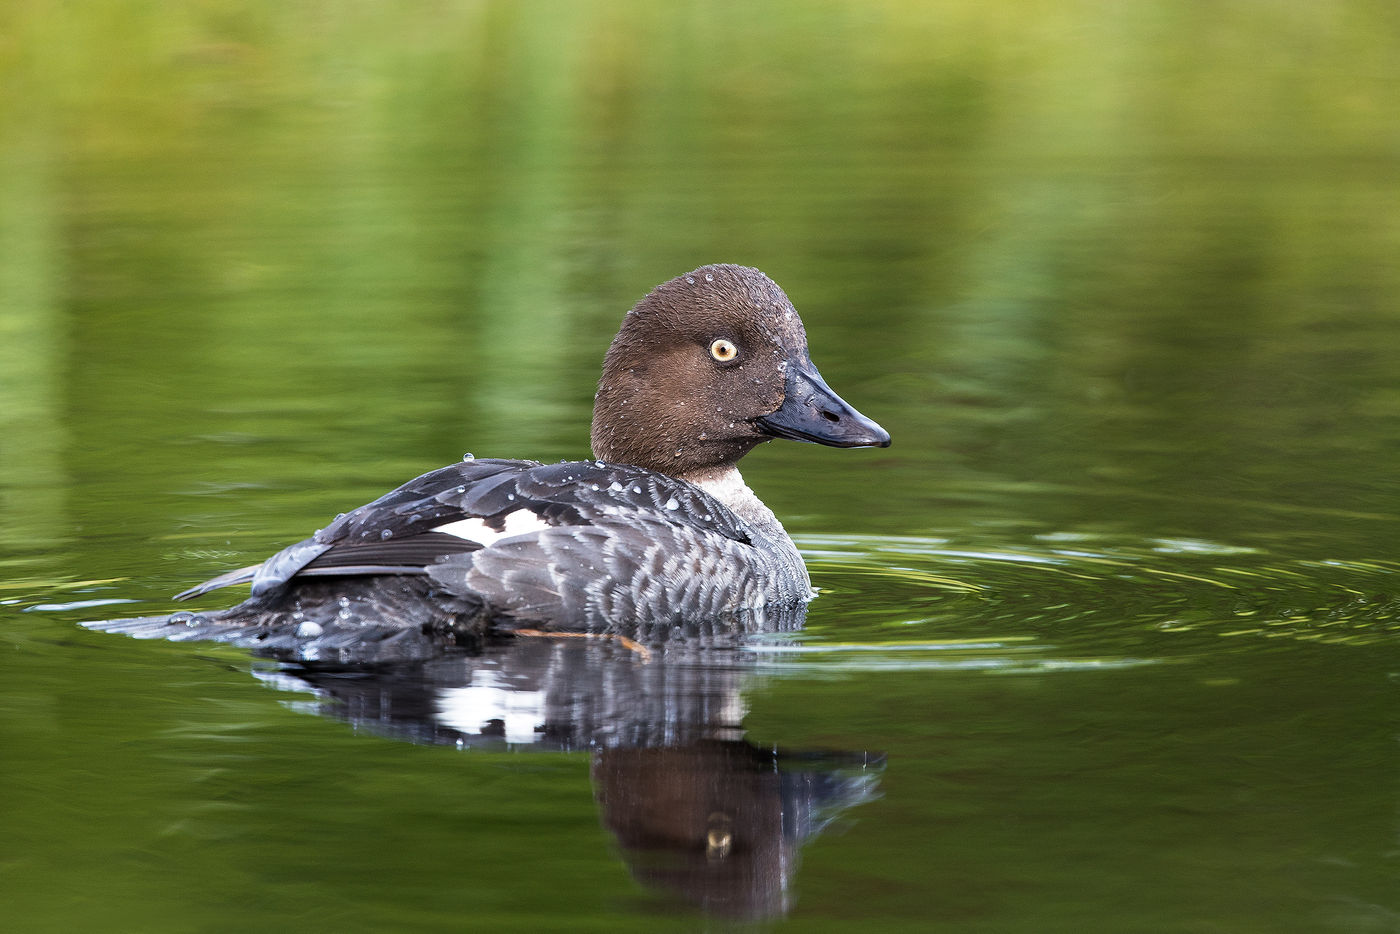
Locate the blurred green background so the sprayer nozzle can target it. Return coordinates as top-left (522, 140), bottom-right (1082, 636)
top-left (2, 2), bottom-right (1399, 931)
top-left (4, 0), bottom-right (1399, 561)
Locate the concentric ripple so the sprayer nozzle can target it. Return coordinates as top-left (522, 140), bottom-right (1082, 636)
top-left (784, 533), bottom-right (1400, 671)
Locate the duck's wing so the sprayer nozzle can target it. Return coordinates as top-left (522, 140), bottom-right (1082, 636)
top-left (172, 457), bottom-right (523, 600)
top-left (173, 458), bottom-right (755, 616)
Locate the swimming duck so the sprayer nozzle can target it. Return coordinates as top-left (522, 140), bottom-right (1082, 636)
top-left (86, 264), bottom-right (889, 655)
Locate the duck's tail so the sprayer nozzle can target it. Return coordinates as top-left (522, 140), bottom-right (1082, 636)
top-left (80, 605), bottom-right (479, 665)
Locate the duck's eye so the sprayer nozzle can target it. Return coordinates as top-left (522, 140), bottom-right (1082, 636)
top-left (709, 338), bottom-right (739, 363)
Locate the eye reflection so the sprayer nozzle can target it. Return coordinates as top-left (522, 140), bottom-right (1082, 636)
top-left (710, 338), bottom-right (738, 362)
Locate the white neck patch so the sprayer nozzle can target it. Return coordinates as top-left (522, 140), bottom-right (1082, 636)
top-left (691, 466), bottom-right (786, 536)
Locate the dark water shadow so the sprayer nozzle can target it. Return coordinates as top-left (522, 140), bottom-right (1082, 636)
top-left (253, 607), bottom-right (884, 921)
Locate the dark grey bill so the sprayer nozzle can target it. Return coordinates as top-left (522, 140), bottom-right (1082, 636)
top-left (754, 362), bottom-right (891, 448)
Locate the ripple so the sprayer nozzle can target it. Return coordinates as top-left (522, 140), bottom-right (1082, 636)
top-left (744, 637), bottom-right (1161, 675)
top-left (798, 533), bottom-right (1400, 649)
top-left (25, 597), bottom-right (141, 612)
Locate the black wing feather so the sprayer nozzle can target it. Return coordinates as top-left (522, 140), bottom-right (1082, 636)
top-left (300, 532), bottom-right (482, 571)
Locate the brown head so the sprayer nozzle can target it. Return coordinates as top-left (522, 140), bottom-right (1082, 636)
top-left (590, 264), bottom-right (889, 478)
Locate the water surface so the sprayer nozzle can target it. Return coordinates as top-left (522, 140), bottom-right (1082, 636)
top-left (3, 2), bottom-right (1399, 931)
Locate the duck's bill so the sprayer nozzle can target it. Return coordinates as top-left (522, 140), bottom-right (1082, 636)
top-left (755, 363), bottom-right (891, 448)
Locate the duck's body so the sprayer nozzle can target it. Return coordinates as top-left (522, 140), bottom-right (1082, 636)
top-left (177, 458), bottom-right (810, 632)
top-left (86, 265), bottom-right (888, 657)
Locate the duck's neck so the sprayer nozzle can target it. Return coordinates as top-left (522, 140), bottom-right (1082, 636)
top-left (685, 466), bottom-right (790, 543)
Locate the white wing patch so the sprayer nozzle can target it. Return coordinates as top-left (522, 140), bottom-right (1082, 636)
top-left (433, 509), bottom-right (551, 547)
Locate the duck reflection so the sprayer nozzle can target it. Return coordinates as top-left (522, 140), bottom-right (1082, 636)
top-left (256, 609), bottom-right (882, 920)
top-left (593, 738), bottom-right (879, 918)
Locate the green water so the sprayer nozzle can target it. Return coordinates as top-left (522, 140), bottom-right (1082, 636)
top-left (3, 1), bottom-right (1400, 930)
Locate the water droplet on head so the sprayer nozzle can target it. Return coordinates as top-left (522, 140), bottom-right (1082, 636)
top-left (507, 493), bottom-right (515, 501)
top-left (686, 277), bottom-right (695, 284)
top-left (705, 273), bottom-right (713, 282)
top-left (380, 529), bottom-right (393, 540)
top-left (609, 481), bottom-right (624, 492)
top-left (462, 453), bottom-right (475, 461)
top-left (632, 485), bottom-right (642, 494)
top-left (665, 497), bottom-right (679, 510)
top-left (170, 611), bottom-right (197, 627)
top-left (297, 620), bottom-right (323, 638)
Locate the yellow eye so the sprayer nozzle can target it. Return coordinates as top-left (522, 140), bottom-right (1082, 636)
top-left (709, 338), bottom-right (738, 362)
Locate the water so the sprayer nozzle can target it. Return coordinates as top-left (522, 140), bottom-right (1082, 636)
top-left (3, 1), bottom-right (1400, 930)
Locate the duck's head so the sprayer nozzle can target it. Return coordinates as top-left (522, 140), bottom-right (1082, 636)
top-left (590, 264), bottom-right (890, 478)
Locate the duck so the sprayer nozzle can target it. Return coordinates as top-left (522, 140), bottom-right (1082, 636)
top-left (85, 264), bottom-right (889, 658)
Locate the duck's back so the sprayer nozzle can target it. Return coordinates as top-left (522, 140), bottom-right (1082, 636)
top-left (109, 458), bottom-right (811, 645)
